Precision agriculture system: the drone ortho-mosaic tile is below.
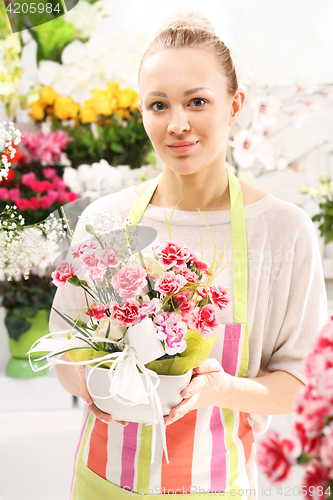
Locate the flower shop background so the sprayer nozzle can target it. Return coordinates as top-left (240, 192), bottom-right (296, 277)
top-left (1, 0), bottom-right (333, 499)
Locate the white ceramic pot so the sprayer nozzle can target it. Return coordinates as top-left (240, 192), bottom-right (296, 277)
top-left (86, 365), bottom-right (192, 423)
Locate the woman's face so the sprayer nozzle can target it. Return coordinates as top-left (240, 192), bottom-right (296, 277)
top-left (138, 48), bottom-right (244, 177)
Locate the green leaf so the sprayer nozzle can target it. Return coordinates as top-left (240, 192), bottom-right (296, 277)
top-left (5, 314), bottom-right (31, 341)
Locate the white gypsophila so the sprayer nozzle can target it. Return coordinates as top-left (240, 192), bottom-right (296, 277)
top-left (256, 142), bottom-right (290, 172)
top-left (229, 129), bottom-right (264, 169)
top-left (63, 159), bottom-right (123, 197)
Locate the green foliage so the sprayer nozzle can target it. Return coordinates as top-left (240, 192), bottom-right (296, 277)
top-left (1, 274), bottom-right (57, 341)
top-left (32, 17), bottom-right (75, 63)
top-left (51, 110), bottom-right (154, 169)
top-left (312, 199), bottom-right (333, 244)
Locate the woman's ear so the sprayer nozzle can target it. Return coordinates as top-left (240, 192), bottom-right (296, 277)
top-left (138, 101), bottom-right (143, 114)
top-left (229, 89), bottom-right (245, 126)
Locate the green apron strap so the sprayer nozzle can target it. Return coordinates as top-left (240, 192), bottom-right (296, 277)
top-left (128, 173), bottom-right (162, 226)
top-left (227, 167), bottom-right (248, 330)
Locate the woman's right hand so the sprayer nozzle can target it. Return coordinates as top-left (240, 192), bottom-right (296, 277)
top-left (78, 365), bottom-right (129, 427)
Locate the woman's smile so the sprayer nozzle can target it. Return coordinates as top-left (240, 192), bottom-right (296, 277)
top-left (167, 140), bottom-right (199, 154)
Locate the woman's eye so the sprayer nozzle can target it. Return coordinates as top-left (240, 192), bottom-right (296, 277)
top-left (150, 102), bottom-right (165, 111)
top-left (192, 98), bottom-right (206, 107)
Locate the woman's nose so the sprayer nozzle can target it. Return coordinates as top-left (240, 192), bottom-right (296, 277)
top-left (167, 108), bottom-right (190, 134)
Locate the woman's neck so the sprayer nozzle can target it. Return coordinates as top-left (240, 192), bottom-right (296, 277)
top-left (149, 163), bottom-right (230, 212)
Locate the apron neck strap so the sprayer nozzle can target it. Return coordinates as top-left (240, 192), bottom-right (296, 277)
top-left (128, 169), bottom-right (248, 328)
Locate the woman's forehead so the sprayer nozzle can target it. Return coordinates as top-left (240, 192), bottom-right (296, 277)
top-left (139, 48), bottom-right (226, 96)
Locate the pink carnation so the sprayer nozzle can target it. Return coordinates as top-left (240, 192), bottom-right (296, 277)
top-left (21, 130), bottom-right (73, 166)
top-left (319, 422), bottom-right (333, 469)
top-left (83, 266), bottom-right (106, 282)
top-left (111, 299), bottom-right (141, 326)
top-left (140, 298), bottom-right (162, 319)
top-left (111, 265), bottom-right (147, 299)
top-left (21, 172), bottom-right (36, 187)
top-left (43, 168), bottom-right (56, 179)
top-left (153, 241), bottom-right (191, 270)
top-left (176, 268), bottom-right (199, 283)
top-left (188, 304), bottom-right (220, 338)
top-left (8, 188), bottom-right (20, 202)
top-left (51, 261), bottom-right (79, 287)
top-left (15, 198), bottom-right (29, 210)
top-left (293, 418), bottom-right (322, 456)
top-left (98, 247), bottom-right (120, 268)
top-left (28, 196), bottom-right (39, 210)
top-left (301, 460), bottom-right (331, 500)
top-left (40, 194), bottom-right (55, 209)
top-left (85, 303), bottom-right (110, 320)
top-left (154, 311), bottom-right (187, 355)
top-left (154, 271), bottom-right (187, 296)
top-left (188, 250), bottom-right (210, 274)
top-left (257, 430), bottom-right (302, 485)
top-left (0, 187), bottom-right (8, 200)
top-left (208, 285), bottom-right (231, 311)
top-left (173, 290), bottom-right (195, 318)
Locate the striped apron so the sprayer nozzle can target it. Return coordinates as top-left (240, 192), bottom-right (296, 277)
top-left (71, 168), bottom-right (256, 499)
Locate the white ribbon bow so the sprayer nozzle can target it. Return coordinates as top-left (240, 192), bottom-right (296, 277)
top-left (28, 317), bottom-right (169, 463)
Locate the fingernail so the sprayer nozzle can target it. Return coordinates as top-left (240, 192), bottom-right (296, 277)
top-left (82, 397), bottom-right (88, 404)
top-left (183, 392), bottom-right (191, 399)
top-left (100, 418), bottom-right (109, 424)
top-left (165, 420), bottom-right (172, 426)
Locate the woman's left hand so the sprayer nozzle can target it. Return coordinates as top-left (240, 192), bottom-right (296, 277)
top-left (163, 358), bottom-right (232, 426)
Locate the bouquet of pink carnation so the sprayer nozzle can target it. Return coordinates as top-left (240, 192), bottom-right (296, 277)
top-left (28, 216), bottom-right (231, 461)
top-left (257, 316), bottom-right (333, 499)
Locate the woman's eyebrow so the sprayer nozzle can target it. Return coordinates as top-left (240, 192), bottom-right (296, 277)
top-left (145, 87), bottom-right (213, 98)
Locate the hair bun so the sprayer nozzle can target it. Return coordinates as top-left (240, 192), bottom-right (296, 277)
top-left (156, 10), bottom-right (216, 36)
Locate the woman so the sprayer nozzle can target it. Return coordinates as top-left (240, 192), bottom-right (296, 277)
top-left (50, 10), bottom-right (327, 499)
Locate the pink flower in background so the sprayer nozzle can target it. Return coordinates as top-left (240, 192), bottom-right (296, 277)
top-left (21, 172), bottom-right (36, 187)
top-left (111, 265), bottom-right (148, 299)
top-left (78, 242), bottom-right (97, 254)
top-left (257, 430), bottom-right (302, 485)
top-left (316, 368), bottom-right (333, 409)
top-left (80, 249), bottom-right (99, 268)
top-left (67, 191), bottom-right (78, 202)
top-left (208, 285), bottom-right (231, 311)
top-left (40, 195), bottom-right (54, 209)
top-left (111, 299), bottom-right (141, 326)
top-left (43, 167), bottom-right (56, 179)
top-left (154, 271), bottom-right (187, 296)
top-left (21, 130), bottom-right (73, 166)
top-left (229, 129), bottom-right (263, 169)
top-left (15, 198), bottom-right (29, 210)
top-left (313, 316), bottom-right (333, 353)
top-left (53, 175), bottom-right (67, 191)
top-left (85, 303), bottom-right (109, 320)
top-left (0, 187), bottom-right (8, 200)
top-left (155, 311), bottom-right (187, 355)
top-left (153, 241), bottom-right (191, 270)
top-left (302, 460), bottom-right (331, 500)
top-left (8, 188), bottom-right (20, 201)
top-left (188, 304), bottom-right (221, 338)
top-left (51, 261), bottom-right (79, 287)
top-left (28, 196), bottom-right (39, 210)
top-left (31, 180), bottom-right (46, 193)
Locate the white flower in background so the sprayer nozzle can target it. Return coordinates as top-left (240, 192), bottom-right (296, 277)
top-left (317, 183), bottom-right (330, 197)
top-left (63, 159), bottom-right (123, 197)
top-left (287, 109), bottom-right (310, 130)
top-left (38, 60), bottom-right (62, 86)
top-left (0, 33), bottom-right (23, 116)
top-left (307, 186), bottom-right (319, 199)
top-left (319, 173), bottom-right (331, 183)
top-left (256, 142), bottom-right (290, 172)
top-left (249, 95), bottom-right (281, 132)
top-left (229, 130), bottom-right (264, 169)
top-left (63, 0), bottom-right (110, 39)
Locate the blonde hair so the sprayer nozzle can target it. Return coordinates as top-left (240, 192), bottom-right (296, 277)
top-left (138, 10), bottom-right (238, 98)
